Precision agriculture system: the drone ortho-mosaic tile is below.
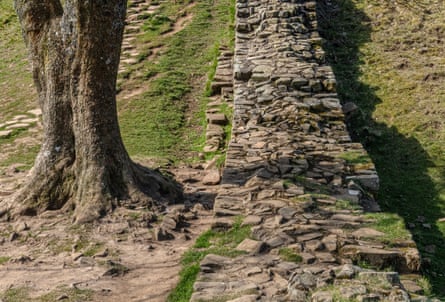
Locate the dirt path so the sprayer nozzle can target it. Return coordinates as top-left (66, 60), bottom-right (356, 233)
top-left (0, 165), bottom-right (218, 301)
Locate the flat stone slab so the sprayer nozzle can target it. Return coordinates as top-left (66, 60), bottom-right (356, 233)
top-left (0, 130), bottom-right (13, 138)
top-left (202, 170), bottom-right (221, 185)
top-left (236, 238), bottom-right (267, 255)
top-left (206, 113), bottom-right (227, 125)
top-left (6, 123), bottom-right (30, 130)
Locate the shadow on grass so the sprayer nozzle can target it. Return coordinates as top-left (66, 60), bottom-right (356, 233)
top-left (317, 0), bottom-right (445, 296)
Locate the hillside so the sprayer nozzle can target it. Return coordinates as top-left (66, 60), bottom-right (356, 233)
top-left (318, 0), bottom-right (445, 294)
top-left (0, 0), bottom-right (444, 300)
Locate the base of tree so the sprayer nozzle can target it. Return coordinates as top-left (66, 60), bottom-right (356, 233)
top-left (0, 161), bottom-right (182, 224)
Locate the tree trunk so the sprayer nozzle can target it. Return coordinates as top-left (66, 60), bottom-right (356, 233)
top-left (1, 0), bottom-right (181, 223)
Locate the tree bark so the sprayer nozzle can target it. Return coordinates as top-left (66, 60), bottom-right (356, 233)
top-left (1, 0), bottom-right (181, 223)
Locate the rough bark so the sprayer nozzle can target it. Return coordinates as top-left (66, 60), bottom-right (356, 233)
top-left (1, 0), bottom-right (181, 223)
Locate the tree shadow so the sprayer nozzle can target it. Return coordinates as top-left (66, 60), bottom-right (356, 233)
top-left (317, 0), bottom-right (445, 296)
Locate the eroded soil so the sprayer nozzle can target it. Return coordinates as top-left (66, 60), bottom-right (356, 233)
top-left (0, 164), bottom-right (219, 301)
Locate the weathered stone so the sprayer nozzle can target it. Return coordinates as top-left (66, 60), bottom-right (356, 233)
top-left (400, 279), bottom-right (424, 294)
top-left (202, 170), bottom-right (221, 185)
top-left (340, 245), bottom-right (403, 270)
top-left (296, 232), bottom-right (323, 242)
top-left (236, 238), bottom-right (268, 255)
top-left (351, 228), bottom-right (385, 239)
top-left (321, 234), bottom-right (338, 252)
top-left (358, 294), bottom-right (382, 302)
top-left (339, 285), bottom-right (367, 299)
top-left (288, 272), bottom-right (317, 290)
top-left (226, 295), bottom-right (258, 302)
top-left (200, 254), bottom-right (231, 270)
top-left (336, 264), bottom-right (361, 279)
top-left (403, 248), bottom-right (421, 272)
top-left (6, 123), bottom-right (30, 130)
top-left (28, 108), bottom-right (42, 116)
top-left (300, 252), bottom-right (316, 264)
top-left (207, 113), bottom-right (228, 125)
top-left (14, 221), bottom-right (29, 232)
top-left (311, 291), bottom-right (333, 302)
top-left (211, 218), bottom-right (234, 231)
top-left (241, 215), bottom-right (263, 226)
top-left (358, 271), bottom-right (400, 286)
top-left (153, 227), bottom-right (174, 241)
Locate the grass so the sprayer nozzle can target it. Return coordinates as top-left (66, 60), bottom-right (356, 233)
top-left (0, 0), bottom-right (235, 168)
top-left (0, 1), bottom-right (35, 121)
top-left (168, 217), bottom-right (250, 302)
top-left (318, 0), bottom-right (445, 296)
top-left (364, 213), bottom-right (412, 243)
top-left (0, 286), bottom-right (93, 302)
top-left (278, 247), bottom-right (302, 263)
top-left (117, 0), bottom-right (235, 161)
top-left (0, 1), bottom-right (40, 170)
top-left (338, 150), bottom-right (372, 165)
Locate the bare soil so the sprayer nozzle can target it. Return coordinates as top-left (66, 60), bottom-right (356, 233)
top-left (0, 164), bottom-right (218, 301)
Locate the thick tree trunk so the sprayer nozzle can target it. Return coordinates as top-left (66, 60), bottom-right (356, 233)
top-left (1, 0), bottom-right (180, 223)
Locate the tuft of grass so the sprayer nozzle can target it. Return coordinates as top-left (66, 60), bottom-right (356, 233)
top-left (38, 286), bottom-right (93, 302)
top-left (364, 212), bottom-right (411, 242)
top-left (167, 264), bottom-right (200, 302)
top-left (0, 287), bottom-right (29, 302)
top-left (417, 276), bottom-right (433, 297)
top-left (169, 216), bottom-right (250, 302)
top-left (193, 229), bottom-right (215, 248)
top-left (278, 247), bottom-right (302, 263)
top-left (82, 242), bottom-right (104, 257)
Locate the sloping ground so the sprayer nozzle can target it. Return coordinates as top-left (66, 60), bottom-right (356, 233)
top-left (0, 0), bottom-right (444, 301)
top-left (317, 0), bottom-right (445, 295)
top-left (187, 1), bottom-right (434, 301)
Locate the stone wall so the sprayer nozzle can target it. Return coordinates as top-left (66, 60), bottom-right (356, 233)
top-left (191, 0), bottom-right (430, 301)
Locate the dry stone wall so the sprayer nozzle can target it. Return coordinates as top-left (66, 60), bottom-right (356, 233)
top-left (191, 0), bottom-right (432, 301)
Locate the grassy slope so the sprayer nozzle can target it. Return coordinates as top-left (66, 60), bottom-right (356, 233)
top-left (318, 0), bottom-right (445, 295)
top-left (0, 0), bottom-right (35, 120)
top-left (1, 0), bottom-right (444, 297)
top-left (0, 0), bottom-right (234, 168)
top-left (117, 0), bottom-right (235, 161)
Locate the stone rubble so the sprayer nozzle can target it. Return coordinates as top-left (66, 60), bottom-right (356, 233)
top-left (191, 0), bottom-right (433, 301)
top-left (119, 0), bottom-right (162, 73)
top-left (0, 109), bottom-right (41, 139)
top-left (204, 47), bottom-right (234, 154)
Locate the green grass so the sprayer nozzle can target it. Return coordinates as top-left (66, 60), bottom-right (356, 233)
top-left (168, 217), bottom-right (250, 302)
top-left (278, 247), bottom-right (302, 263)
top-left (0, 256), bottom-right (10, 265)
top-left (0, 287), bottom-right (30, 302)
top-left (0, 1), bottom-right (39, 170)
top-left (0, 0), bottom-right (235, 168)
top-left (318, 0), bottom-right (445, 295)
top-left (0, 286), bottom-right (93, 302)
top-left (0, 0), bottom-right (35, 121)
top-left (338, 150), bottom-right (372, 165)
top-left (118, 0), bottom-right (235, 161)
